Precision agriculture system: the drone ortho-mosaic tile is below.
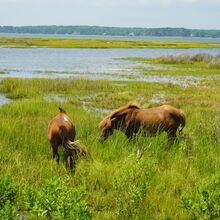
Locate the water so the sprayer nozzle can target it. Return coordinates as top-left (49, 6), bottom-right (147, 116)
top-left (1, 33), bottom-right (220, 42)
top-left (0, 94), bottom-right (11, 106)
top-left (0, 47), bottom-right (220, 84)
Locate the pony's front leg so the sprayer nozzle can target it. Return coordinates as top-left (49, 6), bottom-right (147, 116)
top-left (135, 125), bottom-right (145, 158)
top-left (125, 127), bottom-right (134, 139)
top-left (167, 129), bottom-right (177, 143)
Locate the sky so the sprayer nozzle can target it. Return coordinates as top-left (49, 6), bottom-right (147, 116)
top-left (0, 0), bottom-right (220, 29)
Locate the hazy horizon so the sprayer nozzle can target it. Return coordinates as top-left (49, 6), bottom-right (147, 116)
top-left (1, 25), bottom-right (220, 31)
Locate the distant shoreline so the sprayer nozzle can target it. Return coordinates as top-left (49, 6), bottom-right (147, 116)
top-left (1, 25), bottom-right (220, 38)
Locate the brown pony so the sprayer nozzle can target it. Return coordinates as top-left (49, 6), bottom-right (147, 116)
top-left (99, 104), bottom-right (185, 141)
top-left (48, 107), bottom-right (87, 168)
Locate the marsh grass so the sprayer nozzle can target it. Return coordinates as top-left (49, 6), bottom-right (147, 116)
top-left (0, 71), bottom-right (8, 74)
top-left (122, 54), bottom-right (220, 83)
top-left (1, 37), bottom-right (220, 48)
top-left (0, 69), bottom-right (219, 219)
top-left (157, 53), bottom-right (215, 64)
top-left (155, 53), bottom-right (220, 73)
top-left (208, 55), bottom-right (220, 69)
top-left (125, 53), bottom-right (220, 70)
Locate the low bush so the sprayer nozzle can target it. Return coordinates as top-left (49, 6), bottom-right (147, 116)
top-left (0, 176), bottom-right (18, 208)
top-left (0, 177), bottom-right (19, 219)
top-left (23, 175), bottom-right (92, 220)
top-left (181, 173), bottom-right (220, 219)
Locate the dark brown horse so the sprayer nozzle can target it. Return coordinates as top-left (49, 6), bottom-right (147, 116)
top-left (48, 107), bottom-right (87, 168)
top-left (99, 104), bottom-right (185, 141)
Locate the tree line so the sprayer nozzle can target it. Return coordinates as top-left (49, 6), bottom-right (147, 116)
top-left (0, 25), bottom-right (220, 38)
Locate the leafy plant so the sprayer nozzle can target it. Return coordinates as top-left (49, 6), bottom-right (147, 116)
top-left (0, 177), bottom-right (19, 219)
top-left (0, 176), bottom-right (18, 208)
top-left (181, 174), bottom-right (220, 219)
top-left (23, 175), bottom-right (92, 220)
top-left (0, 201), bottom-right (18, 220)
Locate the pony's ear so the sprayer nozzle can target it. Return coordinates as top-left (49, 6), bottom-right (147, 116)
top-left (59, 107), bottom-right (66, 114)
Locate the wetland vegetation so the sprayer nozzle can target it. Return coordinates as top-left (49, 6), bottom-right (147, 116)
top-left (0, 53), bottom-right (220, 219)
top-left (1, 36), bottom-right (220, 48)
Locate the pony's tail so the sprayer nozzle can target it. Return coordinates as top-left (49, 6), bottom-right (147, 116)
top-left (169, 110), bottom-right (186, 135)
top-left (59, 107), bottom-right (66, 114)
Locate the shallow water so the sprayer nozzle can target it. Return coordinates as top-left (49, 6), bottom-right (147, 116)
top-left (0, 47), bottom-right (220, 85)
top-left (44, 94), bottom-right (111, 114)
top-left (150, 93), bottom-right (166, 104)
top-left (0, 94), bottom-right (11, 106)
top-left (44, 94), bottom-right (68, 103)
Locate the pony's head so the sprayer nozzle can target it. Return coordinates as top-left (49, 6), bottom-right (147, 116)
top-left (98, 104), bottom-right (140, 141)
top-left (66, 140), bottom-right (89, 158)
top-left (98, 115), bottom-right (114, 141)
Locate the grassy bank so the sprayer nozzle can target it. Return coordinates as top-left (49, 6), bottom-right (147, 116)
top-left (0, 37), bottom-right (220, 48)
top-left (0, 71), bottom-right (220, 219)
top-left (119, 54), bottom-right (220, 82)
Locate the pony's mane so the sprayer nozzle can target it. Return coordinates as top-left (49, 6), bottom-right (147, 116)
top-left (109, 103), bottom-right (140, 118)
top-left (99, 104), bottom-right (140, 129)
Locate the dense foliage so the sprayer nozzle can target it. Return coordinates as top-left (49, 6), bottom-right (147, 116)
top-left (1, 25), bottom-right (220, 37)
top-left (182, 174), bottom-right (220, 219)
top-left (0, 177), bottom-right (19, 219)
top-left (23, 176), bottom-right (92, 220)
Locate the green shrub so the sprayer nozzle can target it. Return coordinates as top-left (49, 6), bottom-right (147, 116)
top-left (23, 175), bottom-right (92, 220)
top-left (181, 173), bottom-right (220, 219)
top-left (0, 177), bottom-right (19, 219)
top-left (0, 201), bottom-right (18, 220)
top-left (0, 176), bottom-right (18, 208)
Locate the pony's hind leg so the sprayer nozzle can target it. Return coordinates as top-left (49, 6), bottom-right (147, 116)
top-left (67, 155), bottom-right (73, 169)
top-left (67, 154), bottom-right (78, 172)
top-left (52, 145), bottom-right (59, 163)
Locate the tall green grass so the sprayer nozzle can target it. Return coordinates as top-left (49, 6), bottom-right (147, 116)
top-left (0, 75), bottom-right (219, 219)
